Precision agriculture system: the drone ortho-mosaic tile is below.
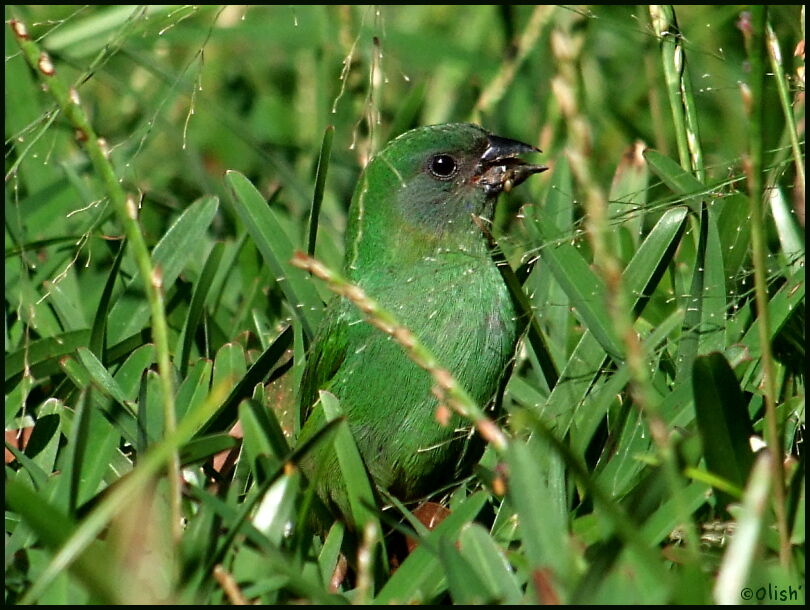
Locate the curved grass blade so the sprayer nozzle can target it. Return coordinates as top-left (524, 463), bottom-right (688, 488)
top-left (89, 239), bottom-right (127, 360)
top-left (179, 433), bottom-right (239, 465)
top-left (5, 443), bottom-right (50, 491)
top-left (107, 195), bottom-right (220, 341)
top-left (318, 390), bottom-right (380, 532)
top-left (543, 206), bottom-right (688, 434)
top-left (306, 125), bottom-right (334, 256)
top-left (6, 480), bottom-right (122, 604)
top-left (692, 352), bottom-right (755, 510)
top-left (644, 149), bottom-right (706, 212)
top-left (375, 491), bottom-right (488, 604)
top-left (530, 219), bottom-right (623, 361)
top-left (225, 171), bottom-right (323, 339)
top-left (200, 324), bottom-right (293, 435)
top-left (5, 330), bottom-right (90, 384)
top-left (177, 241), bottom-right (225, 377)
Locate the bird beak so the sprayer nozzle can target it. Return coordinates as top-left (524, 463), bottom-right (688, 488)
top-left (475, 134), bottom-right (547, 195)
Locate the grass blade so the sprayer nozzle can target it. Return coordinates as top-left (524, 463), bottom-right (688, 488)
top-left (177, 241), bottom-right (225, 377)
top-left (692, 353), bottom-right (755, 510)
top-left (89, 239), bottom-right (126, 360)
top-left (307, 125), bottom-right (335, 256)
top-left (225, 170), bottom-right (323, 339)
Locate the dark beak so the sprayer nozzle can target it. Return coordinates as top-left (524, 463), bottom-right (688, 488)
top-left (476, 133), bottom-right (547, 195)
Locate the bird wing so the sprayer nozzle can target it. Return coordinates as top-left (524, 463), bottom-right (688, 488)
top-left (298, 299), bottom-right (350, 424)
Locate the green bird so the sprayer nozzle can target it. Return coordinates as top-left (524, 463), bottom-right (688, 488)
top-left (297, 123), bottom-right (546, 522)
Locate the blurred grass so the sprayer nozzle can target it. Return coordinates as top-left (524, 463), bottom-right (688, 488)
top-left (5, 4), bottom-right (805, 605)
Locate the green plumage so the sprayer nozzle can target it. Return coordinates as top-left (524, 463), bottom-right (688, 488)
top-left (297, 123), bottom-right (545, 520)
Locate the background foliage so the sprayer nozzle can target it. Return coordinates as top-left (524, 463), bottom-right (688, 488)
top-left (5, 5), bottom-right (805, 604)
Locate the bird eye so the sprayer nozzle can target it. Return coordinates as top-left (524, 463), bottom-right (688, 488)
top-left (428, 154), bottom-right (458, 180)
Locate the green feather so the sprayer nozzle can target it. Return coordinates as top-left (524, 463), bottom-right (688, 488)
top-left (297, 123), bottom-right (544, 522)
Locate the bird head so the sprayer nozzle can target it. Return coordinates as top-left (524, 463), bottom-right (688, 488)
top-left (345, 123), bottom-right (546, 270)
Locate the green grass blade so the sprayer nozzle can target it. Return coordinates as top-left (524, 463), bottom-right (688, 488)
top-left (375, 491), bottom-right (488, 604)
top-left (494, 247), bottom-right (559, 389)
top-left (439, 536), bottom-right (495, 604)
top-left (65, 389), bottom-right (91, 515)
top-left (225, 170), bottom-right (323, 339)
top-left (179, 433), bottom-right (239, 466)
top-left (107, 195), bottom-right (219, 341)
top-left (6, 480), bottom-right (122, 604)
top-left (59, 355), bottom-right (138, 446)
top-left (89, 239), bottom-right (126, 359)
top-left (607, 143), bottom-right (649, 259)
top-left (177, 241), bottom-right (225, 377)
top-left (544, 206), bottom-right (688, 433)
top-left (201, 325), bottom-right (293, 434)
top-left (644, 149), bottom-right (706, 211)
top-left (505, 436), bottom-right (572, 596)
top-left (5, 330), bottom-right (90, 384)
top-left (76, 347), bottom-right (130, 407)
top-left (18, 375), bottom-right (234, 603)
top-left (692, 353), bottom-right (755, 509)
top-left (458, 523), bottom-right (523, 604)
top-left (530, 221), bottom-right (623, 361)
top-left (307, 125), bottom-right (335, 256)
top-left (318, 390), bottom-right (379, 532)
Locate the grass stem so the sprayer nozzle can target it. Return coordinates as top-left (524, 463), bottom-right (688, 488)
top-left (9, 17), bottom-right (183, 544)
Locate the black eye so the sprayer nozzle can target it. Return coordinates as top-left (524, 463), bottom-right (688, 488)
top-left (428, 154), bottom-right (458, 179)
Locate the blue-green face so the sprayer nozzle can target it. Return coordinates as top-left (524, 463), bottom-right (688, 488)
top-left (377, 124), bottom-right (491, 230)
top-left (368, 123), bottom-right (544, 232)
top-left (344, 123), bottom-right (545, 270)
